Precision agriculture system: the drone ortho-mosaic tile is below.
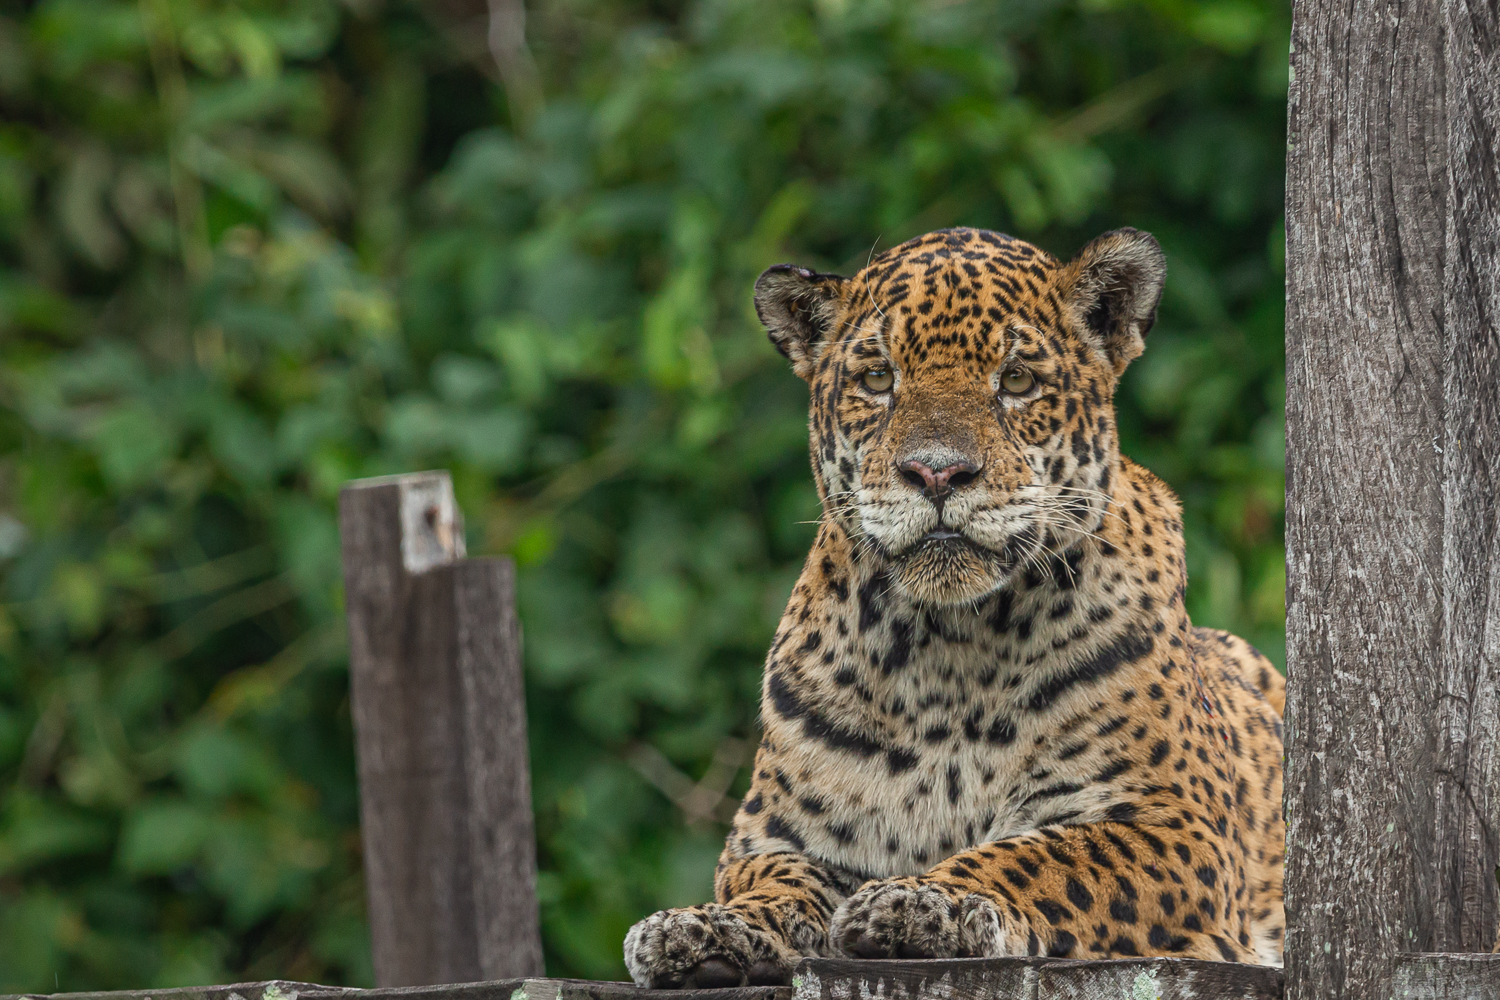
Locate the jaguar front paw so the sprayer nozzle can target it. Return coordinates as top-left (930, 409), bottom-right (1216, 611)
top-left (623, 904), bottom-right (798, 989)
top-left (830, 878), bottom-right (1026, 959)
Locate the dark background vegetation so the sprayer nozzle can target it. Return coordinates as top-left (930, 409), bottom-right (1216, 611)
top-left (0, 0), bottom-right (1288, 989)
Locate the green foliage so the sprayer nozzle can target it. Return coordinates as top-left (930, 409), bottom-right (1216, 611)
top-left (0, 0), bottom-right (1287, 988)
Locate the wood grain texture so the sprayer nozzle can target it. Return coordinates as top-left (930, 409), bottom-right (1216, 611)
top-left (1287, 0), bottom-right (1500, 994)
top-left (341, 475), bottom-right (478, 985)
top-left (339, 473), bottom-right (541, 986)
top-left (302, 979), bottom-right (788, 1000)
top-left (793, 958), bottom-right (1034, 1000)
top-left (455, 559), bottom-right (544, 979)
top-left (1, 983), bottom-right (331, 1000)
top-left (1393, 954), bottom-right (1500, 1000)
top-left (1285, 0), bottom-right (1447, 994)
top-left (1033, 959), bottom-right (1282, 1000)
top-left (793, 957), bottom-right (1282, 1000)
top-left (0, 979), bottom-right (788, 1000)
top-left (50, 959), bottom-right (1500, 1000)
top-left (1437, 0), bottom-right (1500, 957)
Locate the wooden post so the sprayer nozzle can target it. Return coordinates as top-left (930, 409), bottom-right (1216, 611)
top-left (1286, 2), bottom-right (1500, 998)
top-left (339, 472), bottom-right (544, 986)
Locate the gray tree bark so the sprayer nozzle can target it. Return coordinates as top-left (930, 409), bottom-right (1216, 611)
top-left (1286, 2), bottom-right (1500, 999)
top-left (1435, 0), bottom-right (1500, 957)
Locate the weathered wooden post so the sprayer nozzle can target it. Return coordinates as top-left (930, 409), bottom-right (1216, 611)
top-left (1285, 1), bottom-right (1500, 998)
top-left (339, 471), bottom-right (544, 986)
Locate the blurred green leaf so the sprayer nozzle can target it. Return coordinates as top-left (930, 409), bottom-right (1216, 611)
top-left (0, 791), bottom-right (112, 876)
top-left (118, 800), bottom-right (213, 876)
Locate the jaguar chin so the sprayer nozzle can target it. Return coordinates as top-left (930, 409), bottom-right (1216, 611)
top-left (886, 531), bottom-right (1018, 607)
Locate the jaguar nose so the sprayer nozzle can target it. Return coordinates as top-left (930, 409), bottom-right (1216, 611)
top-left (898, 457), bottom-right (981, 508)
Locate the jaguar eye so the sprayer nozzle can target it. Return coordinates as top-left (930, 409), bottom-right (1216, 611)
top-left (862, 367), bottom-right (894, 392)
top-left (1000, 368), bottom-right (1034, 395)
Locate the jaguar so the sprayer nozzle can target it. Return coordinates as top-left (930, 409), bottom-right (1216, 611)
top-left (624, 226), bottom-right (1286, 987)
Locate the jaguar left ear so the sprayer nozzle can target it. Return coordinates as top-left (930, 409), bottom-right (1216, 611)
top-left (754, 264), bottom-right (849, 381)
top-left (1059, 228), bottom-right (1166, 376)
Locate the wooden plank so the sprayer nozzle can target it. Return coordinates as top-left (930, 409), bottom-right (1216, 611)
top-left (792, 958), bottom-right (1036, 1000)
top-left (0, 962), bottom-right (1292, 1000)
top-left (1393, 954), bottom-right (1500, 1000)
top-left (1436, 0), bottom-right (1500, 956)
top-left (300, 979), bottom-right (786, 1000)
top-left (1034, 959), bottom-right (1282, 1000)
top-left (0, 983), bottom-right (331, 1000)
top-left (340, 473), bottom-right (478, 985)
top-left (792, 958), bottom-right (1282, 1000)
top-left (0, 980), bottom-right (786, 1000)
top-left (339, 472), bottom-right (541, 985)
top-left (454, 558), bottom-right (544, 980)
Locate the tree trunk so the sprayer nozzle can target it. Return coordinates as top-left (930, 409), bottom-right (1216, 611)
top-left (1284, 2), bottom-right (1500, 998)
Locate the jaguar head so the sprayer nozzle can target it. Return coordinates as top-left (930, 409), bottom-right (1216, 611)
top-left (754, 227), bottom-right (1165, 607)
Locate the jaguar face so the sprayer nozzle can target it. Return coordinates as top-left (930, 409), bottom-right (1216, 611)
top-left (754, 227), bottom-right (1165, 607)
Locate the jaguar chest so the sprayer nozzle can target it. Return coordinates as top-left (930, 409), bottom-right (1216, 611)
top-left (761, 622), bottom-right (1155, 880)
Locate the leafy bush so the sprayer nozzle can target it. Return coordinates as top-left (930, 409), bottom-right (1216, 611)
top-left (0, 0), bottom-right (1287, 988)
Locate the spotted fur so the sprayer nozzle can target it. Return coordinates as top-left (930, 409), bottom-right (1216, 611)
top-left (623, 227), bottom-right (1286, 988)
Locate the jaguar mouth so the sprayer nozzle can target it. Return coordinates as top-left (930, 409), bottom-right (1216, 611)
top-left (902, 527), bottom-right (1001, 559)
top-left (889, 528), bottom-right (1013, 607)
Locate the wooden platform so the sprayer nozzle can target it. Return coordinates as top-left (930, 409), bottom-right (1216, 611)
top-left (1, 956), bottom-right (1291, 1000)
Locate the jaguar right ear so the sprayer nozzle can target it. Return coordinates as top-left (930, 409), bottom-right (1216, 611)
top-left (753, 264), bottom-right (849, 381)
top-left (1058, 228), bottom-right (1166, 377)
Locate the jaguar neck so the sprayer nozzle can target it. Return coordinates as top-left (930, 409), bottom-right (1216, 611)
top-left (806, 457), bottom-right (1186, 681)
